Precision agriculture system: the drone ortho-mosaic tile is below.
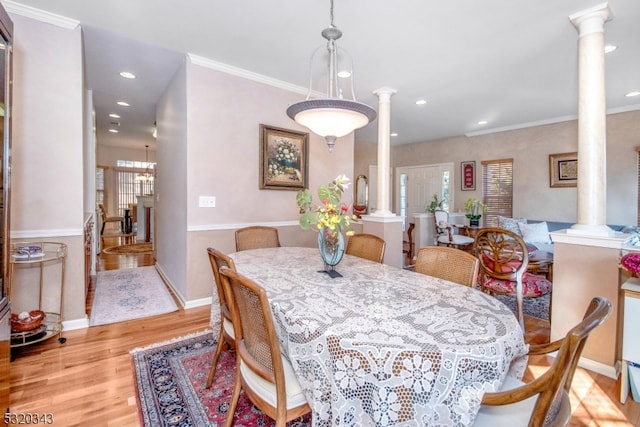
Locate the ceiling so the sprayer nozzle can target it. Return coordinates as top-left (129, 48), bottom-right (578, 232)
top-left (4, 0), bottom-right (640, 151)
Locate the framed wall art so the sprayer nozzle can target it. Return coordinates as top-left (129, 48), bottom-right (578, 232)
top-left (461, 161), bottom-right (476, 191)
top-left (259, 124), bottom-right (309, 190)
top-left (549, 152), bottom-right (577, 188)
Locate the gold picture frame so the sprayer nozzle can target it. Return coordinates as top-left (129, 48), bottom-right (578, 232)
top-left (549, 152), bottom-right (577, 188)
top-left (259, 124), bottom-right (309, 190)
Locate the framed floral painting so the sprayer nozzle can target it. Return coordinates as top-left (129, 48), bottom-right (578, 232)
top-left (259, 124), bottom-right (309, 190)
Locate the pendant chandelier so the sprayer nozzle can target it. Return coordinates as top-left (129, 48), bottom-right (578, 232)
top-left (286, 0), bottom-right (376, 152)
top-left (136, 145), bottom-right (154, 182)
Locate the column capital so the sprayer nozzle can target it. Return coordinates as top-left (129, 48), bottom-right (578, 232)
top-left (373, 87), bottom-right (397, 101)
top-left (570, 3), bottom-right (613, 36)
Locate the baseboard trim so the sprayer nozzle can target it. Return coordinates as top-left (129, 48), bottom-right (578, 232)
top-left (578, 357), bottom-right (619, 380)
top-left (154, 263), bottom-right (186, 308)
top-left (63, 316), bottom-right (89, 331)
top-left (184, 297), bottom-right (212, 310)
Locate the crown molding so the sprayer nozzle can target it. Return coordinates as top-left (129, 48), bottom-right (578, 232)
top-left (187, 53), bottom-right (323, 98)
top-left (2, 0), bottom-right (79, 29)
top-left (465, 103), bottom-right (640, 138)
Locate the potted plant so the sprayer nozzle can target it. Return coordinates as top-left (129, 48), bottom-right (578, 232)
top-left (464, 198), bottom-right (487, 226)
top-left (426, 194), bottom-right (445, 213)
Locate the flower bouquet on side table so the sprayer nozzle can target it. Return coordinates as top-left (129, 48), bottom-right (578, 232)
top-left (296, 174), bottom-right (355, 277)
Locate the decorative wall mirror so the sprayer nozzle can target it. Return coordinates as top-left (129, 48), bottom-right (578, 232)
top-left (353, 174), bottom-right (368, 218)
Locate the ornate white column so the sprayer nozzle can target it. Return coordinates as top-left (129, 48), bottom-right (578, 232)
top-left (372, 87), bottom-right (396, 217)
top-left (360, 87), bottom-right (403, 269)
top-left (547, 4), bottom-right (622, 377)
top-left (568, 3), bottom-right (613, 236)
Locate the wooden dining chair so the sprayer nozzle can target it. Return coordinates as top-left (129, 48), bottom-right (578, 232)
top-left (345, 233), bottom-right (386, 263)
top-left (474, 296), bottom-right (612, 427)
top-left (235, 226), bottom-right (281, 252)
top-left (220, 268), bottom-right (310, 427)
top-left (205, 248), bottom-right (237, 388)
top-left (414, 246), bottom-right (480, 287)
top-left (434, 209), bottom-right (474, 250)
top-left (474, 227), bottom-right (552, 331)
top-left (97, 203), bottom-right (124, 235)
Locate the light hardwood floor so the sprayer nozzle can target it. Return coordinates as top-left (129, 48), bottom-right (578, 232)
top-left (6, 240), bottom-right (640, 426)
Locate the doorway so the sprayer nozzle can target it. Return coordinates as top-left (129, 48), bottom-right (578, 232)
top-left (396, 163), bottom-right (454, 228)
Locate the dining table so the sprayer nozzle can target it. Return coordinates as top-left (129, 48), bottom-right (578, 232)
top-left (229, 247), bottom-right (528, 427)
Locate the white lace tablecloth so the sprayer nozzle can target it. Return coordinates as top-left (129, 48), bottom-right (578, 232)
top-left (230, 247), bottom-right (528, 427)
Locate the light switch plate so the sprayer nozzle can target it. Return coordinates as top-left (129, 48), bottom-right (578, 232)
top-left (199, 196), bottom-right (216, 207)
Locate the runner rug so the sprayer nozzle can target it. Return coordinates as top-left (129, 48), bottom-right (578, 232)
top-left (90, 266), bottom-right (178, 326)
top-left (131, 329), bottom-right (311, 426)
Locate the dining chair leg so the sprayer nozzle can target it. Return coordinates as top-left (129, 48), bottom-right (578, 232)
top-left (205, 326), bottom-right (229, 388)
top-left (224, 362), bottom-right (242, 427)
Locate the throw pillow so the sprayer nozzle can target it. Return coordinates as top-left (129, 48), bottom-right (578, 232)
top-left (498, 216), bottom-right (527, 235)
top-left (518, 221), bottom-right (552, 243)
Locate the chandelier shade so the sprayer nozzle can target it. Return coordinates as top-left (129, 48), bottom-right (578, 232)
top-left (136, 145), bottom-right (154, 182)
top-left (286, 99), bottom-right (376, 151)
top-left (287, 0), bottom-right (376, 152)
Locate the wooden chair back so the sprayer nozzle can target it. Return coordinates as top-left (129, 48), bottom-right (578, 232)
top-left (97, 203), bottom-right (124, 234)
top-left (345, 233), bottom-right (386, 263)
top-left (414, 246), bottom-right (480, 287)
top-left (220, 268), bottom-right (310, 426)
top-left (97, 203), bottom-right (107, 222)
top-left (474, 227), bottom-right (534, 329)
top-left (476, 296), bottom-right (612, 427)
top-left (205, 248), bottom-right (237, 388)
top-left (474, 227), bottom-right (529, 282)
top-left (235, 226), bottom-right (281, 252)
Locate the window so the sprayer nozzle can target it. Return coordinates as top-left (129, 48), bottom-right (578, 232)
top-left (115, 168), bottom-right (154, 215)
top-left (399, 173), bottom-right (408, 231)
top-left (481, 158), bottom-right (513, 227)
top-left (441, 170), bottom-right (450, 212)
top-left (96, 167), bottom-right (105, 206)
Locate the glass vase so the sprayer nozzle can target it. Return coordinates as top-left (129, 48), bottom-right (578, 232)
top-left (318, 227), bottom-right (344, 278)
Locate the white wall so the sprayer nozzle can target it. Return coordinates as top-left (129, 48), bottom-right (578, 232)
top-left (10, 14), bottom-right (85, 322)
top-left (155, 61), bottom-right (188, 302)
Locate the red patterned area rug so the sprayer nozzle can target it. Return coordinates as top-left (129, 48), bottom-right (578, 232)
top-left (131, 329), bottom-right (311, 426)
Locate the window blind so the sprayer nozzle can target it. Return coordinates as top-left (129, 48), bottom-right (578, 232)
top-left (115, 167), bottom-right (154, 216)
top-left (481, 158), bottom-right (513, 227)
top-left (96, 167), bottom-right (105, 206)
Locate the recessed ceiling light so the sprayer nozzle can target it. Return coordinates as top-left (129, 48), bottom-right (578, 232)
top-left (119, 71), bottom-right (136, 79)
top-left (109, 113), bottom-right (120, 119)
top-left (337, 70), bottom-right (351, 78)
top-left (625, 91), bottom-right (640, 97)
top-left (604, 44), bottom-right (617, 53)
top-left (108, 129), bottom-right (119, 133)
top-left (117, 101), bottom-right (130, 107)
top-left (477, 120), bottom-right (488, 125)
top-left (390, 132), bottom-right (398, 137)
top-left (415, 99), bottom-right (427, 105)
